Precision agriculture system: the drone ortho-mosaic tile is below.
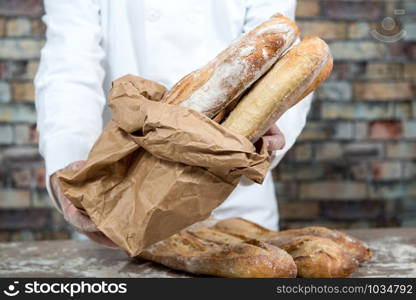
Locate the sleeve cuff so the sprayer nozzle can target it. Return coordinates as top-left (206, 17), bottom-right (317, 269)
top-left (46, 173), bottom-right (62, 213)
top-left (41, 133), bottom-right (98, 213)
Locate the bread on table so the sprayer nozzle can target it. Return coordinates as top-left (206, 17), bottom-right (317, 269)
top-left (266, 226), bottom-right (372, 263)
top-left (273, 236), bottom-right (359, 278)
top-left (140, 217), bottom-right (371, 278)
top-left (140, 226), bottom-right (297, 278)
top-left (140, 218), bottom-right (371, 278)
top-left (214, 218), bottom-right (371, 278)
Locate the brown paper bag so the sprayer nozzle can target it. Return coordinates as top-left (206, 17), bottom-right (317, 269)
top-left (57, 75), bottom-right (270, 256)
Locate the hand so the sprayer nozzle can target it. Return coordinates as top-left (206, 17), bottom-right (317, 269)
top-left (262, 125), bottom-right (285, 152)
top-left (50, 161), bottom-right (118, 248)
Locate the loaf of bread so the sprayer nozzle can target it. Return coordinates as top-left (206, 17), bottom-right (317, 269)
top-left (270, 226), bottom-right (372, 262)
top-left (221, 37), bottom-right (333, 142)
top-left (214, 218), bottom-right (372, 263)
top-left (213, 40), bottom-right (334, 124)
top-left (140, 217), bottom-right (371, 278)
top-left (140, 226), bottom-right (297, 278)
top-left (275, 236), bottom-right (358, 278)
top-left (162, 13), bottom-right (299, 118)
top-left (297, 55), bottom-right (333, 103)
top-left (214, 218), bottom-right (371, 278)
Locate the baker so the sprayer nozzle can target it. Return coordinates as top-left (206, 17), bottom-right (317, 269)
top-left (35, 0), bottom-right (313, 248)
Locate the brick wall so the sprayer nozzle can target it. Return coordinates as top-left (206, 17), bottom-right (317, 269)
top-left (277, 0), bottom-right (416, 229)
top-left (0, 0), bottom-right (71, 241)
top-left (0, 0), bottom-right (415, 242)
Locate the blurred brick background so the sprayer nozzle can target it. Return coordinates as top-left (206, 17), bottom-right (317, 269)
top-left (0, 0), bottom-right (415, 242)
top-left (277, 0), bottom-right (416, 229)
top-left (0, 0), bottom-right (70, 242)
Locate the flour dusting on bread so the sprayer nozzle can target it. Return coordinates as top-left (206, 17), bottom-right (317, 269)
top-left (162, 14), bottom-right (299, 118)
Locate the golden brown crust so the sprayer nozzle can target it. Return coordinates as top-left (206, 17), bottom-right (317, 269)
top-left (221, 37), bottom-right (333, 142)
top-left (269, 226), bottom-right (372, 262)
top-left (213, 38), bottom-right (334, 124)
top-left (212, 94), bottom-right (241, 123)
top-left (295, 45), bottom-right (334, 104)
top-left (213, 218), bottom-right (371, 278)
top-left (162, 14), bottom-right (299, 118)
top-left (214, 217), bottom-right (372, 262)
top-left (140, 227), bottom-right (297, 278)
top-left (269, 236), bottom-right (358, 278)
top-left (140, 217), bottom-right (371, 278)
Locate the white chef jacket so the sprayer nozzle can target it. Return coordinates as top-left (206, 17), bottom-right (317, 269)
top-left (35, 0), bottom-right (312, 230)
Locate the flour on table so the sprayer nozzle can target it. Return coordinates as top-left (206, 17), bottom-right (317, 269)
top-left (363, 236), bottom-right (416, 278)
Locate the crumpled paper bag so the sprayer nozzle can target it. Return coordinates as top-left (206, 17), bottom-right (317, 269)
top-left (57, 74), bottom-right (271, 256)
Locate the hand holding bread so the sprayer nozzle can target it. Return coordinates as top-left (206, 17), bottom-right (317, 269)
top-left (57, 12), bottom-right (338, 260)
top-left (137, 13), bottom-right (366, 278)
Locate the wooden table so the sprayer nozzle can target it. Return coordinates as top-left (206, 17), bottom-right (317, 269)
top-left (1, 228), bottom-right (415, 278)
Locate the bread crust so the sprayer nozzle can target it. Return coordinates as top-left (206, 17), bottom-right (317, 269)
top-left (213, 39), bottom-right (334, 124)
top-left (274, 236), bottom-right (358, 278)
top-left (268, 226), bottom-right (372, 262)
top-left (140, 227), bottom-right (297, 278)
top-left (162, 14), bottom-right (299, 118)
top-left (213, 217), bottom-right (372, 278)
top-left (221, 37), bottom-right (333, 142)
top-left (296, 54), bottom-right (333, 103)
top-left (214, 218), bottom-right (372, 262)
top-left (140, 217), bottom-right (371, 278)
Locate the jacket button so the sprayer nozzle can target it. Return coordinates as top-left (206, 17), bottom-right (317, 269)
top-left (147, 9), bottom-right (161, 22)
top-left (187, 14), bottom-right (198, 24)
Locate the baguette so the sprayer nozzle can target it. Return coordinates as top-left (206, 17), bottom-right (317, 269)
top-left (214, 218), bottom-right (371, 278)
top-left (140, 217), bottom-right (371, 278)
top-left (212, 47), bottom-right (334, 123)
top-left (214, 218), bottom-right (371, 262)
top-left (273, 236), bottom-right (358, 278)
top-left (162, 13), bottom-right (299, 118)
top-left (140, 227), bottom-right (297, 278)
top-left (297, 55), bottom-right (333, 102)
top-left (265, 226), bottom-right (372, 262)
top-left (221, 37), bottom-right (333, 142)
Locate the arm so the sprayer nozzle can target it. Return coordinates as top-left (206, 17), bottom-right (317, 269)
top-left (35, 0), bottom-right (106, 211)
top-left (35, 0), bottom-right (116, 247)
